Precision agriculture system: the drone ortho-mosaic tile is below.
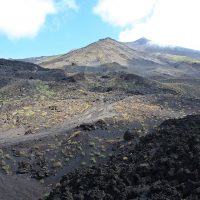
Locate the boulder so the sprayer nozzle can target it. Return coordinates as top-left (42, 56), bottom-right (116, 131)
top-left (123, 129), bottom-right (137, 141)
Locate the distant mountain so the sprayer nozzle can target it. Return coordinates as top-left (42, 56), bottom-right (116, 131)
top-left (129, 37), bottom-right (151, 45)
top-left (125, 37), bottom-right (200, 59)
top-left (28, 37), bottom-right (165, 70)
top-left (21, 37), bottom-right (200, 79)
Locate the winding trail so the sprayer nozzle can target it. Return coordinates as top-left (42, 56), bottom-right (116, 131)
top-left (0, 103), bottom-right (115, 200)
top-left (0, 103), bottom-right (115, 147)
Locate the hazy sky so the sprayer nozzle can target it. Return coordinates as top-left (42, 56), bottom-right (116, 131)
top-left (0, 0), bottom-right (200, 58)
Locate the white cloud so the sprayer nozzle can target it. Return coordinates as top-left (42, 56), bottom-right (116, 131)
top-left (0, 0), bottom-right (79, 39)
top-left (93, 0), bottom-right (156, 27)
top-left (0, 0), bottom-right (56, 39)
top-left (94, 0), bottom-right (200, 50)
top-left (62, 0), bottom-right (79, 11)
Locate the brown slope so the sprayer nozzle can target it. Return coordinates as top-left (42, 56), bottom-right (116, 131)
top-left (37, 38), bottom-right (165, 69)
top-left (22, 37), bottom-right (200, 79)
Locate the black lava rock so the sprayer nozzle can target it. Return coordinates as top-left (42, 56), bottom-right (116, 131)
top-left (123, 129), bottom-right (137, 141)
top-left (46, 115), bottom-right (200, 200)
top-left (78, 120), bottom-right (107, 131)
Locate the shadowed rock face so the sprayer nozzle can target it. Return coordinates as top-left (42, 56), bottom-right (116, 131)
top-left (0, 59), bottom-right (67, 83)
top-left (46, 115), bottom-right (200, 200)
top-left (0, 58), bottom-right (178, 99)
top-left (0, 59), bottom-right (44, 69)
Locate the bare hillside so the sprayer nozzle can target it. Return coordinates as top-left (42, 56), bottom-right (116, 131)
top-left (36, 38), bottom-right (164, 69)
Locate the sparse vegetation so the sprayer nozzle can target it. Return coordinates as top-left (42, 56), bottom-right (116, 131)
top-left (36, 83), bottom-right (55, 98)
top-left (1, 38), bottom-right (200, 200)
top-left (167, 54), bottom-right (200, 63)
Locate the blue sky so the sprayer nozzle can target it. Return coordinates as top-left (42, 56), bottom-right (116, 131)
top-left (0, 1), bottom-right (120, 58)
top-left (0, 0), bottom-right (200, 59)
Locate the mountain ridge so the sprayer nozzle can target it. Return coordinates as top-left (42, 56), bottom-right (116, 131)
top-left (34, 37), bottom-right (162, 69)
top-left (19, 37), bottom-right (200, 79)
top-left (125, 37), bottom-right (200, 58)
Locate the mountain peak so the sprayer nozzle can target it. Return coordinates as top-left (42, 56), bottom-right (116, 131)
top-left (133, 37), bottom-right (151, 45)
top-left (36, 37), bottom-right (140, 68)
top-left (98, 37), bottom-right (117, 43)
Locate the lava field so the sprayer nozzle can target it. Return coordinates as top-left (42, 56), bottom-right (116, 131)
top-left (46, 115), bottom-right (200, 200)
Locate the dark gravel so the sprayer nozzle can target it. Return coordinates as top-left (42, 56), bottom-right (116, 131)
top-left (46, 115), bottom-right (200, 200)
top-left (0, 175), bottom-right (46, 200)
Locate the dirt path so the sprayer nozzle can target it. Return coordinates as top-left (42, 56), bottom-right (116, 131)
top-left (0, 103), bottom-right (115, 147)
top-left (0, 103), bottom-right (115, 200)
